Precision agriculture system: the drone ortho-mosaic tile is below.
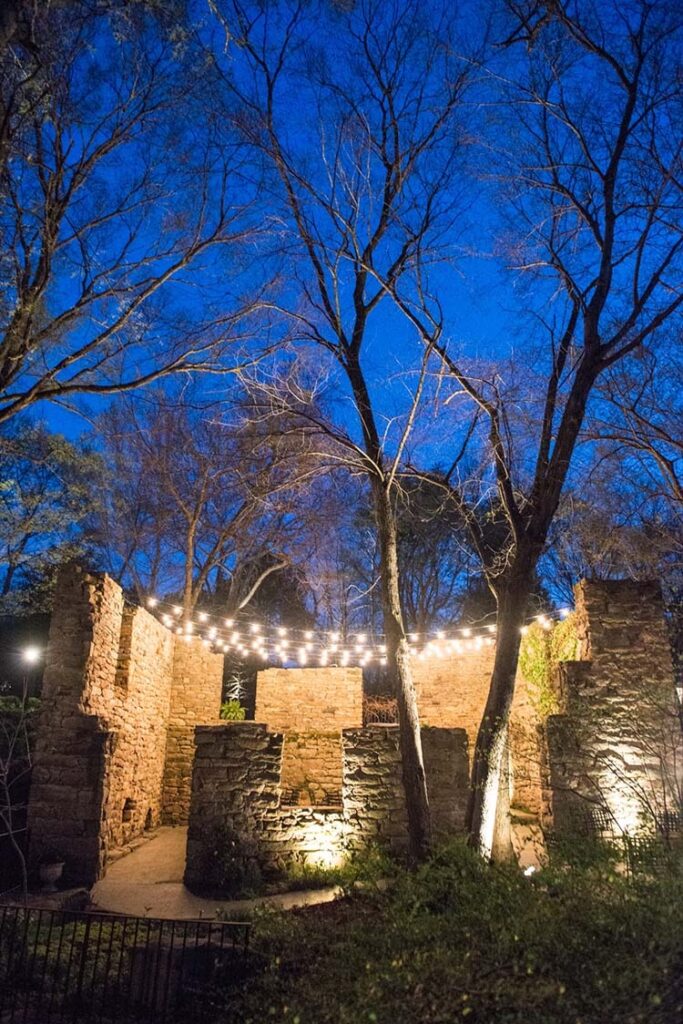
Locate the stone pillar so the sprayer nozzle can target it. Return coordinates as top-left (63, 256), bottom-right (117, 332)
top-left (184, 722), bottom-right (284, 888)
top-left (547, 580), bottom-right (682, 838)
top-left (161, 639), bottom-right (224, 824)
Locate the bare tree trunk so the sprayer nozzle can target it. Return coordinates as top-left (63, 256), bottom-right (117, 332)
top-left (466, 579), bottom-right (530, 857)
top-left (374, 483), bottom-right (431, 863)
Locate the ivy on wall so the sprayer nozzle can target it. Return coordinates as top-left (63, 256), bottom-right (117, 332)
top-left (519, 614), bottom-right (580, 718)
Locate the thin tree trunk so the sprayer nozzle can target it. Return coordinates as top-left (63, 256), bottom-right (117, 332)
top-left (374, 483), bottom-right (431, 863)
top-left (466, 580), bottom-right (530, 857)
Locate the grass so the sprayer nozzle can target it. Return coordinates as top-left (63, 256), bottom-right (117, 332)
top-left (213, 839), bottom-right (683, 1024)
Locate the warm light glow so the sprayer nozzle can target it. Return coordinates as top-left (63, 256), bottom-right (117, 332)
top-left (22, 646), bottom-right (42, 665)
top-left (146, 596), bottom-right (158, 608)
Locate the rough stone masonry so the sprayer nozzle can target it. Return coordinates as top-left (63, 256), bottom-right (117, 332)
top-left (26, 568), bottom-right (682, 886)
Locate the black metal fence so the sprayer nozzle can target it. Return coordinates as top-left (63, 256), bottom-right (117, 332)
top-left (0, 905), bottom-right (251, 1022)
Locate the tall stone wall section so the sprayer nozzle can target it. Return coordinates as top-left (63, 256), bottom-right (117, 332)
top-left (547, 580), bottom-right (682, 837)
top-left (27, 567), bottom-right (179, 881)
top-left (27, 566), bottom-right (220, 885)
top-left (255, 667), bottom-right (363, 805)
top-left (161, 639), bottom-right (223, 824)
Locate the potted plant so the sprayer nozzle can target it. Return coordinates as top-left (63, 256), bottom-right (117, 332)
top-left (38, 850), bottom-right (65, 892)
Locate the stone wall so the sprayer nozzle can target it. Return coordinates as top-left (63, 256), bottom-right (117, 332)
top-left (342, 725), bottom-right (470, 852)
top-left (255, 667), bottom-right (363, 807)
top-left (27, 566), bottom-right (221, 885)
top-left (413, 645), bottom-right (547, 825)
top-left (161, 639), bottom-right (223, 824)
top-left (255, 666), bottom-right (363, 731)
top-left (185, 721), bottom-right (470, 883)
top-left (279, 732), bottom-right (344, 805)
top-left (547, 580), bottom-right (682, 838)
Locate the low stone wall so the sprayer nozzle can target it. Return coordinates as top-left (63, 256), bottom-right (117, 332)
top-left (185, 721), bottom-right (470, 883)
top-left (342, 725), bottom-right (470, 852)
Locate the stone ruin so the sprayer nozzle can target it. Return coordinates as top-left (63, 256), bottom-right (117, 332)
top-left (25, 566), bottom-right (682, 886)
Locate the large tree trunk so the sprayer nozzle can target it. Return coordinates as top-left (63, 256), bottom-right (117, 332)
top-left (466, 578), bottom-right (531, 857)
top-left (374, 482), bottom-right (432, 863)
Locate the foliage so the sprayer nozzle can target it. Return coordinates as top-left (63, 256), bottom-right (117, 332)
top-left (190, 823), bottom-right (263, 898)
top-left (278, 845), bottom-right (397, 897)
top-left (519, 615), bottom-right (580, 718)
top-left (218, 839), bottom-right (683, 1024)
top-left (220, 700), bottom-right (246, 722)
top-left (0, 421), bottom-right (101, 612)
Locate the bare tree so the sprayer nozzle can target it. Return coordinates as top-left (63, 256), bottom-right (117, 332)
top-left (212, 0), bottom-right (473, 860)
top-left (0, 1), bottom-right (262, 425)
top-left (92, 390), bottom-right (307, 617)
top-left (413, 1), bottom-right (683, 853)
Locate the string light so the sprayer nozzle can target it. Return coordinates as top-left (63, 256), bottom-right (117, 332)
top-left (140, 593), bottom-right (571, 667)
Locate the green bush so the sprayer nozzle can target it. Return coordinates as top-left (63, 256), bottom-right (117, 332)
top-left (220, 699), bottom-right (246, 721)
top-left (191, 823), bottom-right (263, 898)
top-left (216, 839), bottom-right (683, 1023)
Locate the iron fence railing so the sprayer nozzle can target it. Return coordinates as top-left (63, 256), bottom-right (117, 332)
top-left (0, 904), bottom-right (251, 1023)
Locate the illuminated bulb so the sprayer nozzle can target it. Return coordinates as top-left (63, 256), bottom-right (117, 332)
top-left (22, 646), bottom-right (41, 665)
top-left (173, 606), bottom-right (182, 616)
top-left (340, 650), bottom-right (349, 666)
top-left (185, 621), bottom-right (194, 634)
top-left (380, 644), bottom-right (387, 654)
top-left (231, 632), bottom-right (240, 643)
top-left (305, 630), bottom-right (313, 640)
top-left (520, 625), bottom-right (529, 636)
top-left (208, 627), bottom-right (217, 639)
top-left (224, 618), bottom-right (234, 628)
top-left (298, 647), bottom-right (308, 665)
top-left (175, 626), bottom-right (183, 635)
top-left (356, 633), bottom-right (366, 643)
top-left (487, 624), bottom-right (496, 633)
top-left (559, 607), bottom-right (571, 619)
top-left (162, 615), bottom-right (172, 627)
top-left (278, 627), bottom-right (287, 637)
top-left (436, 630), bottom-right (445, 640)
top-left (198, 611), bottom-right (208, 623)
top-left (330, 631), bottom-right (340, 642)
top-left (251, 639), bottom-right (260, 650)
top-left (250, 623), bottom-right (260, 634)
top-left (183, 634), bottom-right (192, 643)
top-left (147, 597), bottom-right (158, 608)
top-left (305, 642), bottom-right (312, 652)
top-left (330, 643), bottom-right (338, 653)
top-left (354, 644), bottom-right (363, 653)
top-left (380, 656), bottom-right (387, 666)
top-left (461, 628), bottom-right (471, 638)
top-left (320, 651), bottom-right (329, 666)
top-left (409, 633), bottom-right (419, 642)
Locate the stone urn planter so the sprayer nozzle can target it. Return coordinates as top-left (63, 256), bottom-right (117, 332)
top-left (39, 860), bottom-right (65, 893)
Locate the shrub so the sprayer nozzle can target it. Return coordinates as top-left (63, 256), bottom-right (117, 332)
top-left (220, 699), bottom-right (246, 721)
